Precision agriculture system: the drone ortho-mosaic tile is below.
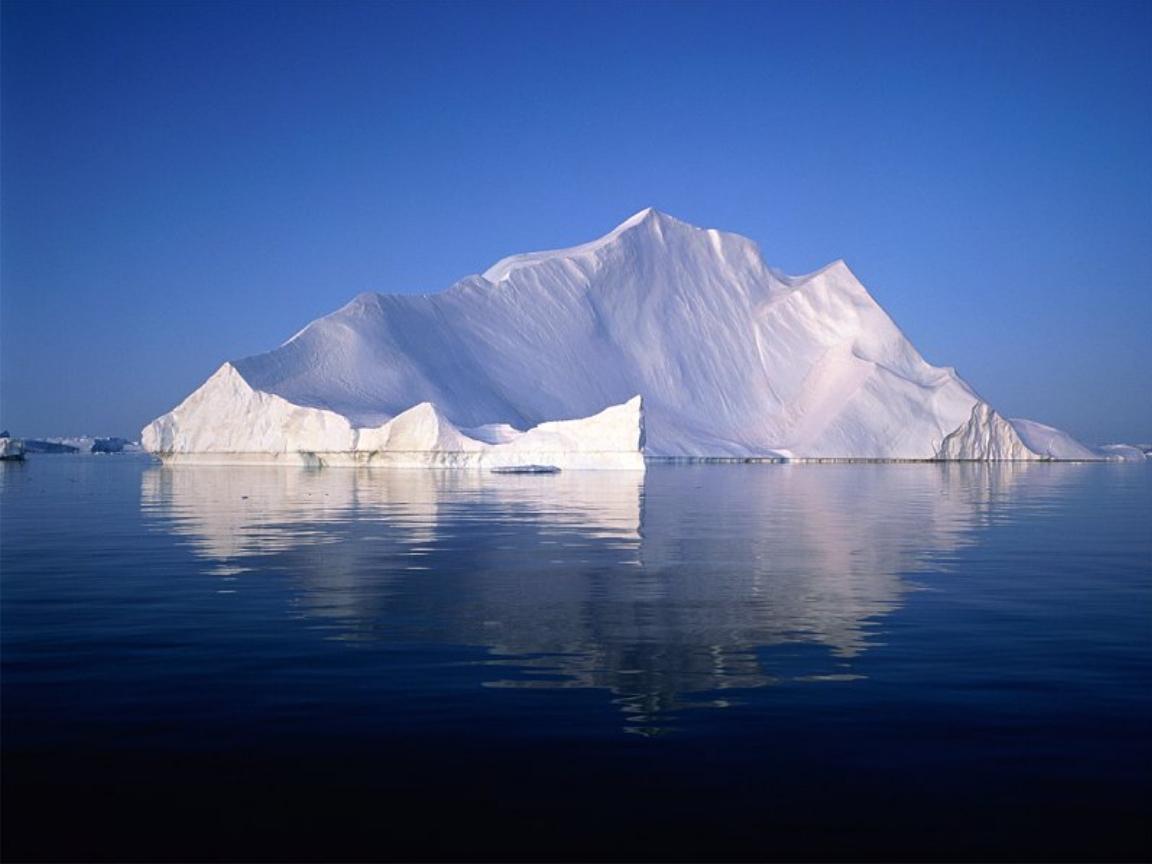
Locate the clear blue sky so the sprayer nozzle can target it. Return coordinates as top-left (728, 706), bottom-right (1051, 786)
top-left (2, 0), bottom-right (1149, 443)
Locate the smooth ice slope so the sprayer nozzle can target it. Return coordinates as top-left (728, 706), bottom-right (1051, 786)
top-left (1007, 418), bottom-right (1101, 461)
top-left (143, 209), bottom-right (1097, 463)
top-left (1096, 444), bottom-right (1148, 462)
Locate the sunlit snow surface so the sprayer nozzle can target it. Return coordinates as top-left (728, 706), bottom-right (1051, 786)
top-left (144, 209), bottom-right (1102, 464)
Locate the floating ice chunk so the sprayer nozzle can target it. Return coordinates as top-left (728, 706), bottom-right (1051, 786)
top-left (144, 209), bottom-right (1097, 463)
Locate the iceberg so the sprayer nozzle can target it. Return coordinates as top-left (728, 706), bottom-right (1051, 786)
top-left (143, 208), bottom-right (1102, 466)
top-left (0, 433), bottom-right (25, 461)
top-left (1095, 444), bottom-right (1148, 462)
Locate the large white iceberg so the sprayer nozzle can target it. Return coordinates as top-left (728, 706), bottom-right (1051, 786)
top-left (143, 208), bottom-right (1102, 466)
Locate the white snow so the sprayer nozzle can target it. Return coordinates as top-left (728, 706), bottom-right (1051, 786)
top-left (143, 364), bottom-right (644, 469)
top-left (1095, 444), bottom-right (1148, 462)
top-left (143, 208), bottom-right (1102, 465)
top-left (938, 403), bottom-right (1040, 461)
top-left (1007, 418), bottom-right (1100, 460)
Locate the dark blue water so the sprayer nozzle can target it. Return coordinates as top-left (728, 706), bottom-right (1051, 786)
top-left (3, 457), bottom-right (1150, 861)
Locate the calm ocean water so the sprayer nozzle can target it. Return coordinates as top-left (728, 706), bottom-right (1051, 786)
top-left (2, 456), bottom-right (1150, 861)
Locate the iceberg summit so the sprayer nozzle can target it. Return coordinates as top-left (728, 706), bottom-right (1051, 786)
top-left (144, 209), bottom-right (1104, 468)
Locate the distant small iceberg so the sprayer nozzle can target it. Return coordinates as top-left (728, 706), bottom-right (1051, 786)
top-left (0, 431), bottom-right (25, 461)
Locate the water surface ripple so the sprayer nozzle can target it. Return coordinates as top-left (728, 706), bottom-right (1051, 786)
top-left (2, 458), bottom-right (1149, 860)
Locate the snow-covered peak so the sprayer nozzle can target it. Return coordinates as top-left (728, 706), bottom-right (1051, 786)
top-left (482, 207), bottom-right (697, 283)
top-left (613, 206), bottom-right (665, 230)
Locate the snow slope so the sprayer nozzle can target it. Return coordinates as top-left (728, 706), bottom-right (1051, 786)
top-left (1007, 418), bottom-right (1102, 460)
top-left (1095, 444), bottom-right (1148, 462)
top-left (143, 208), bottom-right (1098, 464)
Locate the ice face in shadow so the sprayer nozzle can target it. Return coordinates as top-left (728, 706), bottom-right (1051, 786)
top-left (140, 463), bottom-right (1082, 732)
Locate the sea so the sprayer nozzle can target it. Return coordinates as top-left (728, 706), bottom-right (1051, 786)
top-left (2, 455), bottom-right (1149, 861)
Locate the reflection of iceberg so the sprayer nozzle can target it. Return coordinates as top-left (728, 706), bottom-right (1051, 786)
top-left (140, 467), bottom-right (643, 588)
top-left (140, 466), bottom-right (642, 557)
top-left (141, 462), bottom-right (1079, 731)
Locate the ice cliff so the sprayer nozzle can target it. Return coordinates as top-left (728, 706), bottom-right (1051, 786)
top-left (143, 208), bottom-right (1100, 466)
top-left (143, 364), bottom-right (645, 469)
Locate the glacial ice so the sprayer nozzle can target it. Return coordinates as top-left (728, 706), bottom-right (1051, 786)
top-left (1007, 418), bottom-right (1104, 461)
top-left (937, 403), bottom-right (1040, 461)
top-left (143, 364), bottom-right (645, 469)
top-left (1095, 444), bottom-right (1148, 462)
top-left (143, 208), bottom-right (1103, 466)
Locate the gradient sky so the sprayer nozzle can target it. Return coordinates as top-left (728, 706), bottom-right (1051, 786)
top-left (2, 0), bottom-right (1150, 443)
